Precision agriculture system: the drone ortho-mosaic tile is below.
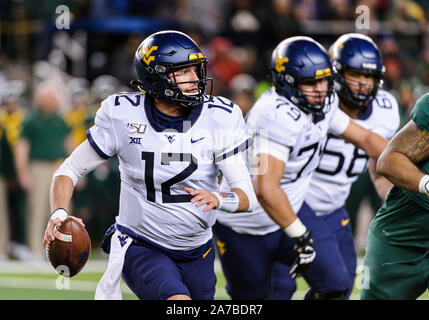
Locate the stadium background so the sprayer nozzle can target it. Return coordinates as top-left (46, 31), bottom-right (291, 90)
top-left (0, 0), bottom-right (428, 299)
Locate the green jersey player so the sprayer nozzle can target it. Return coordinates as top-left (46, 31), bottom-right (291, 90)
top-left (361, 93), bottom-right (429, 299)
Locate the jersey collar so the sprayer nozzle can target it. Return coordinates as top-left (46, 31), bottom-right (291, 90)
top-left (144, 95), bottom-right (203, 132)
top-left (357, 102), bottom-right (373, 120)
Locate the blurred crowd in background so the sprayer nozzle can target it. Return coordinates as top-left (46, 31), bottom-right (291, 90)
top-left (0, 0), bottom-right (429, 261)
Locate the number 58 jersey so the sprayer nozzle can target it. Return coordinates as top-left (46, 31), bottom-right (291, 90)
top-left (305, 89), bottom-right (400, 216)
top-left (86, 92), bottom-right (251, 250)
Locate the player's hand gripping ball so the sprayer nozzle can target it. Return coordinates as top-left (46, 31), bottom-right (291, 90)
top-left (46, 217), bottom-right (91, 277)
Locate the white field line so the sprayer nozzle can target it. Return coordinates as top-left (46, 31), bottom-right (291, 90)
top-left (0, 257), bottom-right (394, 300)
top-left (0, 275), bottom-right (134, 295)
top-left (0, 259), bottom-right (223, 274)
top-left (0, 260), bottom-right (108, 273)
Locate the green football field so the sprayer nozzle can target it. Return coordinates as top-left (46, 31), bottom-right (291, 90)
top-left (0, 257), bottom-right (427, 300)
top-left (0, 268), bottom-right (317, 300)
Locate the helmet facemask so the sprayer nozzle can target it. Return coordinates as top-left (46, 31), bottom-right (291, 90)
top-left (293, 75), bottom-right (335, 114)
top-left (334, 64), bottom-right (383, 109)
top-left (163, 59), bottom-right (213, 107)
top-left (272, 69), bottom-right (335, 115)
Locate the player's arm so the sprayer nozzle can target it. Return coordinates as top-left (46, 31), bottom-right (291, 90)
top-left (368, 158), bottom-right (392, 200)
top-left (376, 120), bottom-right (429, 193)
top-left (254, 152), bottom-right (315, 278)
top-left (340, 119), bottom-right (388, 159)
top-left (215, 152), bottom-right (257, 212)
top-left (254, 153), bottom-right (297, 228)
top-left (50, 175), bottom-right (74, 214)
top-left (185, 152), bottom-right (257, 213)
top-left (43, 140), bottom-right (106, 246)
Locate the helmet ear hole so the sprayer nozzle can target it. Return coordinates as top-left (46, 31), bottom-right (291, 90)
top-left (284, 75), bottom-right (294, 84)
top-left (164, 89), bottom-right (174, 97)
top-left (155, 65), bottom-right (166, 73)
top-left (146, 66), bottom-right (155, 74)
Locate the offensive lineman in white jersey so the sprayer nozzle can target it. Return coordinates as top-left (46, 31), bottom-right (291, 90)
top-left (214, 36), bottom-right (388, 300)
top-left (271, 34), bottom-right (400, 300)
top-left (42, 30), bottom-right (257, 300)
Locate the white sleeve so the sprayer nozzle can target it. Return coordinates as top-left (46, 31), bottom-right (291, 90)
top-left (248, 104), bottom-right (300, 149)
top-left (53, 140), bottom-right (107, 186)
top-left (257, 136), bottom-right (290, 164)
top-left (217, 152), bottom-right (257, 212)
top-left (328, 107), bottom-right (350, 136)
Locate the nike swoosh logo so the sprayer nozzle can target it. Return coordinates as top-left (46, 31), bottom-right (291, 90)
top-left (203, 247), bottom-right (212, 259)
top-left (341, 218), bottom-right (350, 227)
top-left (191, 137), bottom-right (205, 143)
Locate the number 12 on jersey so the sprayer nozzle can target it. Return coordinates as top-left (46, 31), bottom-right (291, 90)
top-left (141, 151), bottom-right (198, 203)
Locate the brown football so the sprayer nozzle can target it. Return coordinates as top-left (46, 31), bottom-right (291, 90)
top-left (46, 217), bottom-right (91, 277)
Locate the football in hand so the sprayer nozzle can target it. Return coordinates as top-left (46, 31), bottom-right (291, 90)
top-left (46, 217), bottom-right (91, 277)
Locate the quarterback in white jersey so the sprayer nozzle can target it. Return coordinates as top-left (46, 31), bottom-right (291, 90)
top-left (85, 91), bottom-right (251, 250)
top-left (213, 36), bottom-right (388, 300)
top-left (43, 31), bottom-right (256, 300)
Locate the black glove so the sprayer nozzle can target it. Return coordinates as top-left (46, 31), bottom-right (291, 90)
top-left (289, 230), bottom-right (316, 279)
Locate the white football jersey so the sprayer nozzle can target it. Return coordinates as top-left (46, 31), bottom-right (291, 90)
top-left (305, 89), bottom-right (400, 216)
top-left (87, 92), bottom-right (251, 250)
top-left (216, 87), bottom-right (350, 235)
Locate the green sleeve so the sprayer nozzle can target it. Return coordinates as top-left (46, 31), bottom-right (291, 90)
top-left (411, 93), bottom-right (429, 132)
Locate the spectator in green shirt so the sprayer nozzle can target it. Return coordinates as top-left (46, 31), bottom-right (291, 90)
top-left (14, 82), bottom-right (72, 259)
top-left (0, 127), bottom-right (10, 260)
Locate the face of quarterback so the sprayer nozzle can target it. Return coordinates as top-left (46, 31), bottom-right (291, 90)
top-left (169, 65), bottom-right (200, 96)
top-left (299, 78), bottom-right (329, 106)
top-left (344, 70), bottom-right (375, 96)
